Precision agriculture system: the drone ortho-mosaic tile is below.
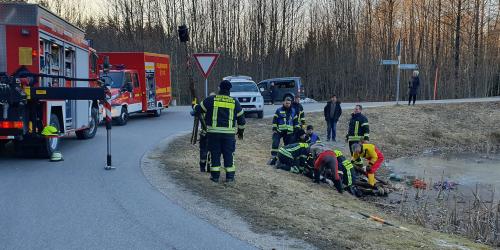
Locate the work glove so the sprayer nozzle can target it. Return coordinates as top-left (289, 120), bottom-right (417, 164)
top-left (237, 128), bottom-right (244, 140)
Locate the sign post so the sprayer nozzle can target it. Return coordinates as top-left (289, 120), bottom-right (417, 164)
top-left (380, 39), bottom-right (418, 104)
top-left (193, 53), bottom-right (220, 98)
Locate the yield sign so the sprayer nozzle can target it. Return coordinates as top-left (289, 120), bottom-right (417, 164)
top-left (193, 53), bottom-right (220, 78)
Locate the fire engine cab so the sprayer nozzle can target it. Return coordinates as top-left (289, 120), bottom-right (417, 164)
top-left (0, 3), bottom-right (101, 157)
top-left (98, 52), bottom-right (171, 125)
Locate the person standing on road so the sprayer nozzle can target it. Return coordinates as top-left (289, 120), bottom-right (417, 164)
top-left (193, 80), bottom-right (246, 182)
top-left (268, 97), bottom-right (300, 165)
top-left (346, 105), bottom-right (369, 154)
top-left (408, 70), bottom-right (420, 106)
top-left (323, 95), bottom-right (342, 141)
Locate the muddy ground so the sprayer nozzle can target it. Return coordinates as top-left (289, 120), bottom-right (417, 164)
top-left (158, 102), bottom-right (499, 249)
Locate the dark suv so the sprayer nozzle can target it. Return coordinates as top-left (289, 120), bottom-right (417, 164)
top-left (257, 77), bottom-right (305, 103)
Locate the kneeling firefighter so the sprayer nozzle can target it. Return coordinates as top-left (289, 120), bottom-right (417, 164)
top-left (276, 138), bottom-right (310, 174)
top-left (193, 80), bottom-right (246, 182)
top-left (351, 143), bottom-right (384, 186)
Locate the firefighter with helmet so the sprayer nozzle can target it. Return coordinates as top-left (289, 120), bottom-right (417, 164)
top-left (193, 80), bottom-right (246, 182)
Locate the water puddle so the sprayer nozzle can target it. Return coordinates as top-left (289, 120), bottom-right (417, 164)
top-left (387, 153), bottom-right (500, 199)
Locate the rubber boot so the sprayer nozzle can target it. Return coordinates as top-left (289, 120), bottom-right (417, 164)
top-left (210, 172), bottom-right (220, 183)
top-left (226, 172), bottom-right (235, 182)
top-left (368, 173), bottom-right (376, 186)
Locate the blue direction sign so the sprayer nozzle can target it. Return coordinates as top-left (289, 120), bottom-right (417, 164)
top-left (380, 59), bottom-right (399, 65)
top-left (399, 64), bottom-right (419, 70)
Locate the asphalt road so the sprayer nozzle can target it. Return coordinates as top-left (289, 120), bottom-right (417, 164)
top-left (1, 96), bottom-right (498, 249)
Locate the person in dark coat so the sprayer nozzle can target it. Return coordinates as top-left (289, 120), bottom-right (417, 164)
top-left (408, 70), bottom-right (420, 106)
top-left (323, 95), bottom-right (342, 141)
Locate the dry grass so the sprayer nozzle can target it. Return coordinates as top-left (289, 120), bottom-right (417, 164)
top-left (159, 102), bottom-right (500, 249)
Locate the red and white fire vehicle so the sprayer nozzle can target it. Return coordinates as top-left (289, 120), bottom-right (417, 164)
top-left (0, 3), bottom-right (101, 157)
top-left (97, 52), bottom-right (172, 125)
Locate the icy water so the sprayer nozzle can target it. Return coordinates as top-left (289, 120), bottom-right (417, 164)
top-left (387, 153), bottom-right (500, 199)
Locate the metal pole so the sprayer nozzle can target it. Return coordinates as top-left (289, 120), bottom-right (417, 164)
top-left (205, 78), bottom-right (208, 98)
top-left (396, 55), bottom-right (401, 104)
top-left (104, 85), bottom-right (115, 170)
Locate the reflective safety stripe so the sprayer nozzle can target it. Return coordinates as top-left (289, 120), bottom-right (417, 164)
top-left (354, 121), bottom-right (359, 136)
top-left (274, 114), bottom-right (278, 117)
top-left (279, 148), bottom-right (293, 158)
top-left (207, 126), bottom-right (237, 133)
top-left (334, 150), bottom-right (343, 157)
top-left (272, 124), bottom-right (278, 127)
top-left (214, 101), bottom-right (235, 110)
top-left (212, 107), bottom-right (218, 128)
top-left (211, 166), bottom-right (221, 172)
top-left (343, 159), bottom-right (353, 186)
top-left (226, 165), bottom-right (236, 172)
top-left (200, 102), bottom-right (207, 112)
top-left (237, 125), bottom-right (245, 129)
top-left (237, 110), bottom-right (244, 117)
top-left (228, 108), bottom-right (234, 129)
top-left (364, 133), bottom-right (370, 137)
top-left (361, 123), bottom-right (369, 126)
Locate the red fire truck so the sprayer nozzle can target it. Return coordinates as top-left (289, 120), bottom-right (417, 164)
top-left (97, 52), bottom-right (171, 125)
top-left (0, 3), bottom-right (102, 157)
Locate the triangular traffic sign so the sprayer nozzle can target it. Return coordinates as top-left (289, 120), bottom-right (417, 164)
top-left (193, 53), bottom-right (220, 78)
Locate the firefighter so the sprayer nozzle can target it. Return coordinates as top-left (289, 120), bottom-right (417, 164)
top-left (351, 143), bottom-right (384, 187)
top-left (346, 105), bottom-right (369, 154)
top-left (275, 141), bottom-right (310, 174)
top-left (292, 96), bottom-right (306, 128)
top-left (268, 97), bottom-right (300, 165)
top-left (197, 92), bottom-right (216, 172)
top-left (193, 80), bottom-right (246, 182)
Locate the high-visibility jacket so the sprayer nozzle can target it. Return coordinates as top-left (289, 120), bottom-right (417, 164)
top-left (278, 142), bottom-right (309, 163)
top-left (351, 143), bottom-right (384, 173)
top-left (273, 106), bottom-right (299, 133)
top-left (292, 102), bottom-right (305, 125)
top-left (334, 150), bottom-right (354, 186)
top-left (194, 94), bottom-right (246, 134)
top-left (347, 113), bottom-right (369, 142)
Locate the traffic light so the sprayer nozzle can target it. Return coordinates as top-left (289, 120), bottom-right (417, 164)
top-left (178, 25), bottom-right (189, 42)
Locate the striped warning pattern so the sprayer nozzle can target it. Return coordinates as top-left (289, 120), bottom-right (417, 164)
top-left (104, 86), bottom-right (112, 123)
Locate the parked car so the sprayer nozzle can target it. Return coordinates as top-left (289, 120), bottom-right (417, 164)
top-left (223, 76), bottom-right (264, 118)
top-left (257, 77), bottom-right (305, 103)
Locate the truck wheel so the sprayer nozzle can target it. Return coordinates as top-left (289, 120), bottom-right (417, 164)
top-left (115, 106), bottom-right (128, 126)
top-left (152, 108), bottom-right (162, 117)
top-left (37, 114), bottom-right (61, 158)
top-left (257, 111), bottom-right (264, 119)
top-left (76, 108), bottom-right (98, 139)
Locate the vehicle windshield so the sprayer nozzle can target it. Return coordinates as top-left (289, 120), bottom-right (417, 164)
top-left (231, 82), bottom-right (258, 92)
top-left (100, 72), bottom-right (124, 88)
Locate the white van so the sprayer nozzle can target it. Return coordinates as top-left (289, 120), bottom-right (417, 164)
top-left (223, 76), bottom-right (264, 118)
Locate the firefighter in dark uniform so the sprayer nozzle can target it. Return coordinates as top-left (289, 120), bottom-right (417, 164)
top-left (292, 96), bottom-right (306, 129)
top-left (268, 97), bottom-right (300, 165)
top-left (346, 104), bottom-right (369, 154)
top-left (194, 80), bottom-right (246, 182)
top-left (196, 92), bottom-right (216, 172)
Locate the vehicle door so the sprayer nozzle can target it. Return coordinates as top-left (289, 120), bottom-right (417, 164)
top-left (131, 72), bottom-right (143, 109)
top-left (276, 80), bottom-right (296, 100)
top-left (257, 81), bottom-right (270, 102)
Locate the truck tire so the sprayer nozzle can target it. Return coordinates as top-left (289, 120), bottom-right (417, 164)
top-left (257, 111), bottom-right (264, 119)
top-left (152, 108), bottom-right (162, 117)
top-left (115, 106), bottom-right (128, 126)
top-left (76, 108), bottom-right (98, 139)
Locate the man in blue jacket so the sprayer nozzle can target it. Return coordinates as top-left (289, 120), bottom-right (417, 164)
top-left (268, 97), bottom-right (300, 165)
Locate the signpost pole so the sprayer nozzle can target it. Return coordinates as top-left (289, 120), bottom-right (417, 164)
top-left (205, 78), bottom-right (208, 98)
top-left (396, 55), bottom-right (401, 104)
